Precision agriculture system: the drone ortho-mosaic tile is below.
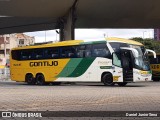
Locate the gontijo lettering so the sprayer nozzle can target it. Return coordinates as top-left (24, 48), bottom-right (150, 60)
top-left (30, 61), bottom-right (58, 67)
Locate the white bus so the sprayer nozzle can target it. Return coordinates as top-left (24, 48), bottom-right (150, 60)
top-left (107, 37), bottom-right (156, 86)
top-left (10, 38), bottom-right (156, 86)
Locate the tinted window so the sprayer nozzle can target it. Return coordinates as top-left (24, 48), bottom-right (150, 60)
top-left (92, 44), bottom-right (111, 58)
top-left (20, 50), bottom-right (33, 60)
top-left (11, 50), bottom-right (20, 60)
top-left (60, 46), bottom-right (76, 58)
top-left (110, 42), bottom-right (128, 52)
top-left (44, 48), bottom-right (59, 59)
top-left (12, 44), bottom-right (112, 60)
top-left (77, 45), bottom-right (91, 58)
top-left (34, 49), bottom-right (44, 59)
top-left (77, 45), bottom-right (85, 58)
top-left (0, 50), bottom-right (4, 54)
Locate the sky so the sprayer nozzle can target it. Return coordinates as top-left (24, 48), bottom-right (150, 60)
top-left (25, 29), bottom-right (154, 43)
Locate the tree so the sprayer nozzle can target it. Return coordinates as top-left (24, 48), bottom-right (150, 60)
top-left (130, 37), bottom-right (160, 53)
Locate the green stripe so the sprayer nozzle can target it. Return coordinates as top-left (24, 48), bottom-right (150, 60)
top-left (68, 58), bottom-right (95, 77)
top-left (57, 58), bottom-right (83, 77)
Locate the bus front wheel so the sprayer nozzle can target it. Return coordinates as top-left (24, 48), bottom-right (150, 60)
top-left (36, 74), bottom-right (45, 85)
top-left (25, 74), bottom-right (36, 85)
top-left (102, 73), bottom-right (115, 86)
top-left (117, 82), bottom-right (127, 86)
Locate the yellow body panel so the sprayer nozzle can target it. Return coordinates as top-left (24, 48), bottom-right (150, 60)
top-left (150, 64), bottom-right (160, 72)
top-left (10, 59), bottom-right (70, 82)
top-left (0, 65), bottom-right (5, 69)
top-left (149, 54), bottom-right (160, 76)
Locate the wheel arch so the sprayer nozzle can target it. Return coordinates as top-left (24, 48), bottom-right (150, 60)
top-left (101, 72), bottom-right (113, 82)
top-left (35, 73), bottom-right (45, 81)
top-left (25, 73), bottom-right (34, 82)
top-left (36, 73), bottom-right (44, 77)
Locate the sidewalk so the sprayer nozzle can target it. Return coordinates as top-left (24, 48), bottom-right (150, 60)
top-left (0, 68), bottom-right (10, 81)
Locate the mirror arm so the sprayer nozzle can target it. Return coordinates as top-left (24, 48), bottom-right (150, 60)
top-left (146, 49), bottom-right (156, 58)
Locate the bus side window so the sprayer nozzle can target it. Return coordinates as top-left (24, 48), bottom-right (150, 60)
top-left (21, 50), bottom-right (33, 60)
top-left (34, 49), bottom-right (44, 59)
top-left (68, 47), bottom-right (76, 58)
top-left (76, 45), bottom-right (91, 58)
top-left (61, 47), bottom-right (76, 58)
top-left (45, 48), bottom-right (59, 59)
top-left (85, 45), bottom-right (91, 57)
top-left (61, 47), bottom-right (67, 58)
top-left (92, 44), bottom-right (111, 58)
top-left (11, 50), bottom-right (20, 60)
top-left (77, 45), bottom-right (86, 58)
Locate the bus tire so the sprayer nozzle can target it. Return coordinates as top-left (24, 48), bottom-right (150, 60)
top-left (102, 73), bottom-right (115, 86)
top-left (36, 74), bottom-right (45, 85)
top-left (25, 73), bottom-right (36, 85)
top-left (117, 82), bottom-right (127, 86)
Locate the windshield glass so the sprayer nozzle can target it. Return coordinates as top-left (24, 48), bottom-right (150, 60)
top-left (109, 42), bottom-right (151, 71)
top-left (129, 45), bottom-right (150, 71)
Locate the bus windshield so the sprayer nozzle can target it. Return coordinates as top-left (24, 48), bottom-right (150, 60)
top-left (109, 42), bottom-right (150, 71)
top-left (129, 45), bottom-right (150, 71)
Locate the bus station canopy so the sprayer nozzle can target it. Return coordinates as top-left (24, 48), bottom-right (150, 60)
top-left (0, 0), bottom-right (160, 34)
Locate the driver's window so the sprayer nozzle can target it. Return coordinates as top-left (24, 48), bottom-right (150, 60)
top-left (113, 53), bottom-right (122, 67)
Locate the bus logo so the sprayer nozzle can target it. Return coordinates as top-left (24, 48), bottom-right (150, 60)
top-left (30, 61), bottom-right (58, 67)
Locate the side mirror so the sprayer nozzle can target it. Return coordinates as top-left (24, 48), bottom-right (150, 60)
top-left (120, 47), bottom-right (139, 58)
top-left (146, 49), bottom-right (156, 58)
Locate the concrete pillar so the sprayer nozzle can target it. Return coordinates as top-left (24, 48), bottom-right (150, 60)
top-left (59, 27), bottom-right (64, 41)
top-left (64, 8), bottom-right (75, 40)
top-left (59, 7), bottom-right (76, 41)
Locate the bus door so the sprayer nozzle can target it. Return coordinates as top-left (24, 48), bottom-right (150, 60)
top-left (120, 50), bottom-right (134, 82)
top-left (112, 50), bottom-right (134, 82)
top-left (112, 52), bottom-right (124, 82)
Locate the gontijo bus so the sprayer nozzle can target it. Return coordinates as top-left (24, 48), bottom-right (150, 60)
top-left (10, 38), bottom-right (156, 86)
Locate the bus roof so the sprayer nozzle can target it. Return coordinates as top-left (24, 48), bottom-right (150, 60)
top-left (11, 40), bottom-right (107, 50)
top-left (11, 37), bottom-right (143, 50)
top-left (106, 37), bottom-right (143, 46)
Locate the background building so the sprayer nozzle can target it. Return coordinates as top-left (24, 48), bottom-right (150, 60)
top-left (0, 33), bottom-right (35, 67)
top-left (154, 29), bottom-right (160, 40)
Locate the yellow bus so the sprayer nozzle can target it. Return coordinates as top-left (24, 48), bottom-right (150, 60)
top-left (10, 38), bottom-right (156, 86)
top-left (0, 58), bottom-right (6, 69)
top-left (149, 53), bottom-right (160, 81)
